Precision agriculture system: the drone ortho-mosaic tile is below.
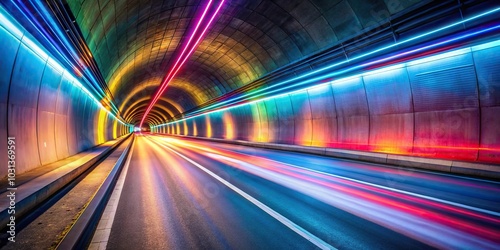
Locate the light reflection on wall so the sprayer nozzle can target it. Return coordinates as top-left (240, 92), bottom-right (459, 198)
top-left (154, 39), bottom-right (500, 164)
top-left (206, 116), bottom-right (212, 138)
top-left (223, 112), bottom-right (234, 140)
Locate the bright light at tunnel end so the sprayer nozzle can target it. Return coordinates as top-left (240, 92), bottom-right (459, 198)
top-left (139, 0), bottom-right (225, 128)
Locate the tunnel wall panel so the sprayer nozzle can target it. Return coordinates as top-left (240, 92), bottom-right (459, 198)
top-left (0, 25), bottom-right (19, 174)
top-left (308, 85), bottom-right (337, 147)
top-left (290, 92), bottom-right (312, 146)
top-left (264, 99), bottom-right (278, 143)
top-left (413, 109), bottom-right (480, 161)
top-left (54, 74), bottom-right (72, 159)
top-left (37, 64), bottom-right (62, 165)
top-left (369, 113), bottom-right (414, 154)
top-left (0, 15), bottom-right (130, 178)
top-left (66, 83), bottom-right (81, 156)
top-left (332, 77), bottom-right (370, 150)
top-left (274, 95), bottom-right (295, 144)
top-left (479, 106), bottom-right (500, 162)
top-left (255, 101), bottom-right (269, 142)
top-left (364, 67), bottom-right (413, 115)
top-left (473, 45), bottom-right (500, 107)
top-left (8, 43), bottom-right (44, 173)
top-left (159, 40), bottom-right (500, 165)
top-left (407, 52), bottom-right (479, 112)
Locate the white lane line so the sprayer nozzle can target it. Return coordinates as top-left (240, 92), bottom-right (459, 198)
top-left (253, 157), bottom-right (500, 218)
top-left (150, 137), bottom-right (336, 250)
top-left (88, 140), bottom-right (136, 250)
top-left (165, 138), bottom-right (500, 218)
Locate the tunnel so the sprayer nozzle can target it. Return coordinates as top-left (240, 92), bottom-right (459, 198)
top-left (0, 0), bottom-right (499, 249)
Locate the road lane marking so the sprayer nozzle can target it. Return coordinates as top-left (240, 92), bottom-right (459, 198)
top-left (164, 137), bottom-right (500, 218)
top-left (89, 138), bottom-right (136, 249)
top-left (250, 157), bottom-right (500, 218)
top-left (149, 136), bottom-right (336, 250)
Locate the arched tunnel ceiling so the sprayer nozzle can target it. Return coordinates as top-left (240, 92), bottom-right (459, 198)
top-left (67, 0), bottom-right (423, 125)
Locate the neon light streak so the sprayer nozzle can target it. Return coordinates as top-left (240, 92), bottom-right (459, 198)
top-left (0, 8), bottom-right (130, 127)
top-left (187, 7), bottom-right (500, 117)
top-left (10, 0), bottom-right (108, 100)
top-left (139, 0), bottom-right (225, 128)
top-left (169, 24), bottom-right (500, 123)
top-left (153, 37), bottom-right (500, 129)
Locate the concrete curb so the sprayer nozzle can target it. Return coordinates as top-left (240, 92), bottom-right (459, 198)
top-left (166, 134), bottom-right (500, 180)
top-left (0, 134), bottom-right (132, 228)
top-left (56, 134), bottom-right (135, 249)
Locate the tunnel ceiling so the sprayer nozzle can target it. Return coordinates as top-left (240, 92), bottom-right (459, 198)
top-left (66, 0), bottom-right (423, 125)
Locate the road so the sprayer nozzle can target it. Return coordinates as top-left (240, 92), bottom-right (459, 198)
top-left (106, 134), bottom-right (500, 249)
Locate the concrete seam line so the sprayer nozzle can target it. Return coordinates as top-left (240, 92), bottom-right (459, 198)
top-left (56, 135), bottom-right (135, 249)
top-left (148, 136), bottom-right (336, 250)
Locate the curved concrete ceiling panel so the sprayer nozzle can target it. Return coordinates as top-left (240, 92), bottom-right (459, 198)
top-left (67, 0), bottom-right (424, 123)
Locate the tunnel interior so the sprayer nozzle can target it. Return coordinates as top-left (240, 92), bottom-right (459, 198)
top-left (0, 1), bottom-right (500, 249)
top-left (1, 0), bottom-right (500, 177)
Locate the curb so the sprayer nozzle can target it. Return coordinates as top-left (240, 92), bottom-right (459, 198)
top-left (0, 134), bottom-right (131, 229)
top-left (56, 134), bottom-right (135, 249)
top-left (165, 134), bottom-right (500, 180)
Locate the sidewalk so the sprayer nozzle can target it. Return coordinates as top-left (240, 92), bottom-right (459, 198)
top-left (0, 134), bottom-right (131, 228)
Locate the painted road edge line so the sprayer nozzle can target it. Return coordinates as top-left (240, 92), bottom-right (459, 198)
top-left (88, 138), bottom-right (136, 249)
top-left (149, 136), bottom-right (336, 250)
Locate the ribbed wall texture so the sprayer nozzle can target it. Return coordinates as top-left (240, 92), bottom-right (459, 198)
top-left (155, 41), bottom-right (500, 164)
top-left (0, 9), bottom-right (130, 177)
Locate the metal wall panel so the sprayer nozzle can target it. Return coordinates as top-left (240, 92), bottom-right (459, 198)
top-left (364, 67), bottom-right (413, 115)
top-left (337, 115), bottom-right (370, 150)
top-left (332, 77), bottom-right (369, 149)
top-left (413, 109), bottom-right (480, 161)
top-left (160, 41), bottom-right (500, 165)
top-left (75, 96), bottom-right (89, 151)
top-left (66, 83), bottom-right (80, 155)
top-left (264, 99), bottom-right (278, 143)
top-left (311, 118), bottom-right (337, 147)
top-left (331, 77), bottom-right (369, 116)
top-left (290, 92), bottom-right (312, 146)
top-left (0, 25), bottom-right (20, 177)
top-left (473, 45), bottom-right (500, 107)
top-left (37, 64), bottom-right (62, 165)
top-left (54, 76), bottom-right (73, 159)
top-left (255, 101), bottom-right (269, 142)
top-left (274, 95), bottom-right (295, 144)
top-left (408, 52), bottom-right (479, 112)
top-left (370, 113), bottom-right (414, 153)
top-left (307, 84), bottom-right (336, 119)
top-left (8, 44), bottom-right (44, 173)
top-left (234, 105), bottom-right (252, 140)
top-left (479, 106), bottom-right (500, 162)
top-left (8, 44), bottom-right (44, 108)
top-left (210, 111), bottom-right (224, 138)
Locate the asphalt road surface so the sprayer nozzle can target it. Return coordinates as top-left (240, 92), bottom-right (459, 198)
top-left (106, 134), bottom-right (500, 249)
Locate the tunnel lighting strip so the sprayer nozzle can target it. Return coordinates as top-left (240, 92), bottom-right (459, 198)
top-left (9, 0), bottom-right (111, 105)
top-left (186, 7), bottom-right (500, 117)
top-left (139, 0), bottom-right (225, 128)
top-left (153, 37), bottom-right (500, 129)
top-left (0, 9), bottom-right (129, 127)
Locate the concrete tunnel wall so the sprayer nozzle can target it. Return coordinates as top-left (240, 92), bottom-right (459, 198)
top-left (155, 41), bottom-right (500, 164)
top-left (0, 8), bottom-right (131, 178)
